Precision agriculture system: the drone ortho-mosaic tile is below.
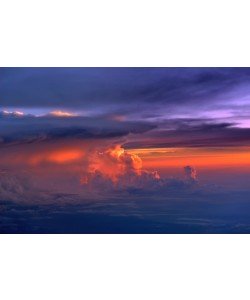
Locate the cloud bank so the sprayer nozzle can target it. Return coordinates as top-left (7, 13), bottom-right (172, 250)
top-left (0, 110), bottom-right (156, 145)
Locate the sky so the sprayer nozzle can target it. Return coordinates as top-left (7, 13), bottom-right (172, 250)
top-left (1, 67), bottom-right (250, 233)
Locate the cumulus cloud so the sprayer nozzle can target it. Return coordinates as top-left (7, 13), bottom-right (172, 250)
top-left (80, 145), bottom-right (160, 190)
top-left (0, 126), bottom-right (202, 202)
top-left (79, 144), bottom-right (201, 193)
top-left (184, 166), bottom-right (198, 182)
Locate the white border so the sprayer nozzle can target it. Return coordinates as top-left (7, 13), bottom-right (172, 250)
top-left (0, 235), bottom-right (250, 300)
top-left (1, 0), bottom-right (250, 67)
top-left (1, 0), bottom-right (250, 299)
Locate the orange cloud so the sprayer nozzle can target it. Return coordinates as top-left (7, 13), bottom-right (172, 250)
top-left (29, 149), bottom-right (85, 165)
top-left (49, 110), bottom-right (76, 117)
top-left (86, 145), bottom-right (142, 181)
top-left (80, 145), bottom-right (161, 190)
top-left (108, 114), bottom-right (126, 122)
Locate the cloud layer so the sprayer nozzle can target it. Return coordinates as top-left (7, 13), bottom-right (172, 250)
top-left (0, 110), bottom-right (155, 145)
top-left (1, 68), bottom-right (250, 152)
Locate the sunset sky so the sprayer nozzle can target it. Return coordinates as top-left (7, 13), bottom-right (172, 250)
top-left (1, 68), bottom-right (250, 233)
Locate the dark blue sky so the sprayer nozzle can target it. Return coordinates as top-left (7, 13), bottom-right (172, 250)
top-left (1, 68), bottom-right (250, 121)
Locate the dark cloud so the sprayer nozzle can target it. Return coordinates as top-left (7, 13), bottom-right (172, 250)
top-left (184, 166), bottom-right (198, 182)
top-left (1, 109), bottom-right (250, 149)
top-left (124, 121), bottom-right (250, 149)
top-left (1, 67), bottom-right (250, 148)
top-left (0, 111), bottom-right (156, 145)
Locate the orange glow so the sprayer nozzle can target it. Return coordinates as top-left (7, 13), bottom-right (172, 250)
top-left (127, 147), bottom-right (250, 169)
top-left (108, 114), bottom-right (126, 122)
top-left (49, 110), bottom-right (76, 117)
top-left (30, 149), bottom-right (84, 165)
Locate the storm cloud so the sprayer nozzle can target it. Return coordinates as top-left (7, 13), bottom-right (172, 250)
top-left (0, 111), bottom-right (156, 145)
top-left (124, 121), bottom-right (250, 149)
